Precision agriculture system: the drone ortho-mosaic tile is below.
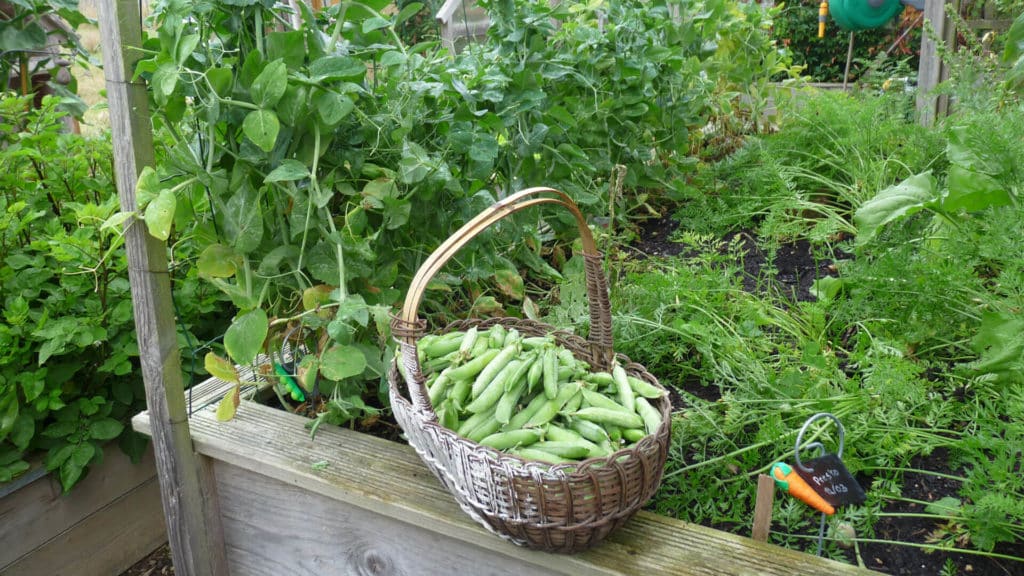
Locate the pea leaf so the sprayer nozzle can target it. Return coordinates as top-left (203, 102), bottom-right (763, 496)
top-left (251, 59), bottom-right (288, 108)
top-left (224, 309), bottom-right (269, 366)
top-left (266, 31), bottom-right (307, 68)
top-left (495, 269), bottom-right (525, 300)
top-left (197, 244), bottom-right (240, 278)
top-left (89, 418), bottom-right (124, 441)
top-left (319, 345), bottom-right (368, 380)
top-left (265, 159), bottom-right (310, 183)
top-left (144, 188), bottom-right (176, 241)
top-left (853, 172), bottom-right (938, 245)
top-left (315, 91), bottom-right (355, 127)
top-left (309, 55), bottom-right (366, 82)
top-left (362, 16), bottom-right (390, 33)
top-left (216, 384), bottom-right (241, 422)
top-left (205, 352), bottom-right (241, 383)
top-left (243, 109), bottom-right (280, 152)
top-left (395, 2), bottom-right (424, 26)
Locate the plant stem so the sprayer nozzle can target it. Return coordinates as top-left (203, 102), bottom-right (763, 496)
top-left (780, 533), bottom-right (1024, 564)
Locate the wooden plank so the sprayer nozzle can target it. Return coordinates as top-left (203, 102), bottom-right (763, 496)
top-left (751, 474), bottom-right (775, 542)
top-left (97, 0), bottom-right (228, 573)
top-left (917, 0), bottom-right (958, 125)
top-left (215, 462), bottom-right (557, 576)
top-left (2, 477), bottom-right (166, 576)
top-left (135, 378), bottom-right (875, 575)
top-left (0, 445), bottom-right (157, 568)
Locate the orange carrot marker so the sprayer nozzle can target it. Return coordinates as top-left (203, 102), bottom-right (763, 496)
top-left (771, 462), bottom-right (835, 515)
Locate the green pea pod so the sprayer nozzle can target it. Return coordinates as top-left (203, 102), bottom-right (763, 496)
top-left (581, 389), bottom-right (631, 414)
top-left (488, 324), bottom-right (507, 348)
top-left (504, 391), bottom-right (550, 431)
top-left (525, 383), bottom-right (580, 428)
top-left (445, 348), bottom-right (500, 382)
top-left (627, 375), bottom-right (665, 399)
top-left (612, 364), bottom-right (635, 413)
top-left (573, 407), bottom-right (643, 430)
top-left (543, 348), bottom-right (558, 399)
top-left (568, 417), bottom-right (610, 444)
top-left (449, 379), bottom-right (472, 408)
top-left (479, 428), bottom-right (543, 450)
top-left (465, 418), bottom-right (503, 443)
top-left (457, 406), bottom-right (496, 436)
top-left (457, 327), bottom-right (478, 361)
top-left (635, 396), bottom-right (663, 435)
top-left (622, 428), bottom-right (646, 443)
top-left (512, 447), bottom-right (574, 465)
top-left (584, 371), bottom-right (616, 387)
top-left (561, 390), bottom-right (583, 414)
top-left (428, 373), bottom-right (451, 407)
top-left (418, 332), bottom-right (464, 360)
top-left (495, 380), bottom-right (526, 425)
top-left (466, 359), bottom-right (522, 413)
top-left (521, 336), bottom-right (554, 350)
top-left (532, 441), bottom-right (590, 460)
top-left (471, 344), bottom-right (518, 398)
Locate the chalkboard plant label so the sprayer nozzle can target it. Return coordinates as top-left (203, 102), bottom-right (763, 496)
top-left (794, 454), bottom-right (866, 508)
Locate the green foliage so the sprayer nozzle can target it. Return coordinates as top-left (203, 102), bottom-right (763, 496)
top-left (539, 89), bottom-right (1024, 563)
top-left (770, 0), bottom-right (908, 83)
top-left (135, 0), bottom-right (780, 425)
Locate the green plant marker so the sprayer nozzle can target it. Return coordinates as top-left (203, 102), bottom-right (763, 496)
top-left (274, 362), bottom-right (305, 402)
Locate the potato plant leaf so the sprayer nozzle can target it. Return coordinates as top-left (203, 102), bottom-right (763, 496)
top-left (89, 418), bottom-right (124, 441)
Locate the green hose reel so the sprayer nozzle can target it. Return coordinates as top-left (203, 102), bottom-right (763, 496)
top-left (830, 0), bottom-right (906, 30)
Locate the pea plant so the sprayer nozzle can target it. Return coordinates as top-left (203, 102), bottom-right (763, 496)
top-left (130, 0), bottom-right (765, 424)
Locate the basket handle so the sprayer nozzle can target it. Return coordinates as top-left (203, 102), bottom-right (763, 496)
top-left (392, 186), bottom-right (614, 415)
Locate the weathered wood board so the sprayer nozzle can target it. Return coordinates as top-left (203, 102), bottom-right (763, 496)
top-left (134, 376), bottom-right (877, 576)
top-left (0, 446), bottom-right (166, 576)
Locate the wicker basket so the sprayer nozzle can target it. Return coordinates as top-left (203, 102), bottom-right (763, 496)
top-left (388, 187), bottom-right (672, 553)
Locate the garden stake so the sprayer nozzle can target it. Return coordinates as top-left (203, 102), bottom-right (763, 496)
top-left (794, 413), bottom-right (850, 556)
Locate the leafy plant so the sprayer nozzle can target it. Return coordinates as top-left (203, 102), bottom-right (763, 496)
top-left (0, 95), bottom-right (187, 489)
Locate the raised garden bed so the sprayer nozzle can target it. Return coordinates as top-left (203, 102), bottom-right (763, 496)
top-left (0, 444), bottom-right (166, 575)
top-left (131, 373), bottom-right (875, 575)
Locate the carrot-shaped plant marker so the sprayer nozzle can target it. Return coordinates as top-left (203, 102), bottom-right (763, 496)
top-left (771, 462), bottom-right (835, 515)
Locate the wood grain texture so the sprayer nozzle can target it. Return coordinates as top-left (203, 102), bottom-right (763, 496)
top-left (1, 477), bottom-right (165, 576)
top-left (917, 0), bottom-right (958, 125)
top-left (0, 446), bottom-right (158, 569)
top-left (97, 0), bottom-right (228, 573)
top-left (751, 474), bottom-right (775, 543)
top-left (135, 377), bottom-right (877, 575)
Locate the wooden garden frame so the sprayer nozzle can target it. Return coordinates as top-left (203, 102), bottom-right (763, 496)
top-left (95, 0), bottom-right (952, 572)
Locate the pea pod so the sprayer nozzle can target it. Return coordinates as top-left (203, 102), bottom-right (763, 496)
top-left (521, 336), bottom-right (554, 350)
top-left (627, 375), bottom-right (665, 399)
top-left (543, 347), bottom-right (558, 399)
top-left (525, 383), bottom-right (580, 428)
top-left (418, 332), bottom-right (464, 360)
top-left (562, 389), bottom-right (583, 413)
top-left (527, 355), bottom-right (545, 389)
top-left (635, 396), bottom-right (663, 435)
top-left (544, 425), bottom-right (606, 458)
top-left (479, 429), bottom-right (543, 450)
top-left (488, 324), bottom-right (507, 348)
top-left (504, 392), bottom-right (550, 430)
top-left (573, 407), bottom-right (644, 430)
top-left (568, 418), bottom-right (610, 444)
top-left (584, 371), bottom-right (616, 387)
top-left (445, 348), bottom-right (500, 382)
top-left (457, 406), bottom-right (497, 437)
top-left (622, 428), bottom-right (646, 443)
top-left (428, 373), bottom-right (451, 407)
top-left (466, 358), bottom-right (523, 414)
top-left (612, 363), bottom-right (635, 413)
top-left (448, 378), bottom-right (471, 408)
top-left (532, 441), bottom-right (590, 460)
top-left (457, 327), bottom-right (479, 360)
top-left (465, 418), bottom-right (503, 443)
top-left (471, 344), bottom-right (518, 398)
top-left (512, 447), bottom-right (574, 465)
top-left (495, 379), bottom-right (526, 425)
top-left (581, 389), bottom-right (632, 414)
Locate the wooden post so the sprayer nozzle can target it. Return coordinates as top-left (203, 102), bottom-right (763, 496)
top-left (917, 0), bottom-right (958, 125)
top-left (752, 474), bottom-right (775, 543)
top-left (96, 1), bottom-right (228, 574)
